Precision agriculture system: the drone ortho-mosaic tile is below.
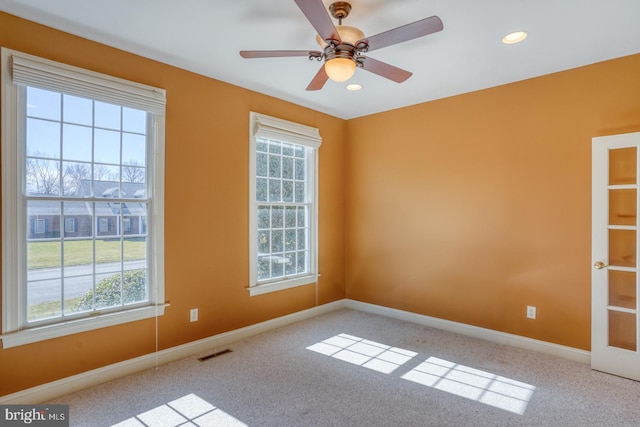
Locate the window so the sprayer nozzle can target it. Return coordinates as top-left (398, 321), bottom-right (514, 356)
top-left (64, 217), bottom-right (76, 234)
top-left (248, 112), bottom-right (321, 296)
top-left (1, 48), bottom-right (166, 348)
top-left (33, 218), bottom-right (46, 234)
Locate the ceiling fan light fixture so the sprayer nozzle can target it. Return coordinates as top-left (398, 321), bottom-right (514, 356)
top-left (325, 57), bottom-right (356, 82)
top-left (502, 31), bottom-right (528, 44)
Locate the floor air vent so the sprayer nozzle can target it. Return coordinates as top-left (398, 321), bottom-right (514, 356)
top-left (198, 349), bottom-right (232, 362)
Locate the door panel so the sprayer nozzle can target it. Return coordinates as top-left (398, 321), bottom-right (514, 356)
top-left (592, 132), bottom-right (640, 380)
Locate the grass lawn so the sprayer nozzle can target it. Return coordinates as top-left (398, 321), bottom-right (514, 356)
top-left (28, 239), bottom-right (146, 269)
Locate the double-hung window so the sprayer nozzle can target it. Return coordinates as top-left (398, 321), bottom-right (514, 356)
top-left (248, 112), bottom-right (321, 296)
top-left (1, 49), bottom-right (166, 348)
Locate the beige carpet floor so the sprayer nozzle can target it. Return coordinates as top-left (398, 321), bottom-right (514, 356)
top-left (50, 308), bottom-right (640, 426)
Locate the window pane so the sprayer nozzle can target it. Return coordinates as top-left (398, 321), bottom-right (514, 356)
top-left (122, 107), bottom-right (147, 133)
top-left (272, 255), bottom-right (284, 277)
top-left (285, 229), bottom-right (296, 251)
top-left (63, 94), bottom-right (92, 125)
top-left (62, 123), bottom-right (92, 162)
top-left (95, 202), bottom-right (119, 237)
top-left (95, 272), bottom-right (123, 309)
top-left (27, 118), bottom-right (61, 159)
top-left (282, 143), bottom-right (294, 157)
top-left (272, 207), bottom-right (283, 228)
top-left (27, 87), bottom-right (61, 121)
top-left (94, 129), bottom-right (121, 164)
top-left (64, 275), bottom-right (93, 315)
top-left (256, 178), bottom-right (267, 202)
top-left (272, 230), bottom-right (284, 253)
top-left (95, 101), bottom-right (121, 130)
top-left (122, 133), bottom-right (146, 167)
top-left (285, 252), bottom-right (297, 275)
top-left (26, 157), bottom-right (61, 196)
top-left (122, 166), bottom-right (145, 184)
top-left (63, 201), bottom-right (92, 238)
top-left (258, 206), bottom-right (270, 229)
top-left (295, 182), bottom-right (305, 203)
top-left (298, 229), bottom-right (307, 250)
top-left (63, 161), bottom-right (91, 196)
top-left (94, 164), bottom-right (120, 183)
top-left (283, 180), bottom-right (294, 202)
top-left (256, 152), bottom-right (268, 177)
top-left (269, 179), bottom-right (282, 202)
top-left (121, 269), bottom-right (148, 305)
top-left (285, 207), bottom-right (296, 228)
top-left (269, 155), bottom-right (281, 178)
top-left (28, 278), bottom-right (61, 322)
top-left (258, 230), bottom-right (270, 254)
top-left (297, 251), bottom-right (306, 273)
top-left (297, 207), bottom-right (306, 227)
top-left (269, 141), bottom-right (281, 154)
top-left (282, 157), bottom-right (294, 179)
top-left (256, 139), bottom-right (268, 152)
top-left (257, 257), bottom-right (270, 280)
top-left (295, 159), bottom-right (305, 182)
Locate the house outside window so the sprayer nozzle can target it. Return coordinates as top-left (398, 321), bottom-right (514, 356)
top-left (1, 48), bottom-right (166, 348)
top-left (248, 112), bottom-right (321, 296)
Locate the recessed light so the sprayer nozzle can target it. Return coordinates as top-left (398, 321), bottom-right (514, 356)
top-left (502, 31), bottom-right (528, 44)
top-left (346, 83), bottom-right (363, 91)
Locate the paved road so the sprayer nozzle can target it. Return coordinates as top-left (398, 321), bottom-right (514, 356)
top-left (27, 260), bottom-right (147, 306)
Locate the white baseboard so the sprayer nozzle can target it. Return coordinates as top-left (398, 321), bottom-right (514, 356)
top-left (344, 299), bottom-right (591, 365)
top-left (0, 300), bottom-right (346, 404)
top-left (1, 298), bottom-right (590, 404)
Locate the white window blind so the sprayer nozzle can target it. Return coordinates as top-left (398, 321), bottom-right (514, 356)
top-left (10, 52), bottom-right (166, 113)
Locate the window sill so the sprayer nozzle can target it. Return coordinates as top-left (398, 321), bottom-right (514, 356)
top-left (0, 304), bottom-right (168, 349)
top-left (248, 275), bottom-right (317, 296)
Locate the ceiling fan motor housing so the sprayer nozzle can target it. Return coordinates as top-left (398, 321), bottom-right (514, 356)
top-left (329, 2), bottom-right (352, 22)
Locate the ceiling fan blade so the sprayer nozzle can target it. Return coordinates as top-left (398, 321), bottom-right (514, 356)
top-left (361, 56), bottom-right (412, 83)
top-left (294, 0), bottom-right (341, 43)
top-left (359, 15), bottom-right (443, 52)
top-left (240, 50), bottom-right (322, 59)
top-left (306, 65), bottom-right (329, 91)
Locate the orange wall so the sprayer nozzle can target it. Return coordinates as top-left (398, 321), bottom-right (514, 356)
top-left (0, 12), bottom-right (346, 396)
top-left (345, 53), bottom-right (640, 351)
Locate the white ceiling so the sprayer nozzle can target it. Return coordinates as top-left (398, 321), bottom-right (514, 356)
top-left (2, 0), bottom-right (640, 119)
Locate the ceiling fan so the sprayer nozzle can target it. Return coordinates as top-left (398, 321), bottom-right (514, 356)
top-left (240, 0), bottom-right (443, 90)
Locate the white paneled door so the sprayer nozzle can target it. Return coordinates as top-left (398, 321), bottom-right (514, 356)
top-left (592, 132), bottom-right (640, 381)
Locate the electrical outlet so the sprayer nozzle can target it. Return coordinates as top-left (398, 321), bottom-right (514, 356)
top-left (526, 306), bottom-right (536, 319)
top-left (190, 308), bottom-right (198, 322)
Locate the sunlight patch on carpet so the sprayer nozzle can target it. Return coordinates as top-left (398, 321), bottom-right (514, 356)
top-left (402, 357), bottom-right (536, 415)
top-left (111, 393), bottom-right (247, 427)
top-left (306, 333), bottom-right (418, 374)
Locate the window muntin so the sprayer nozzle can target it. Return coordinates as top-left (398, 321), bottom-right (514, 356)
top-left (2, 48), bottom-right (166, 347)
top-left (249, 112), bottom-right (320, 296)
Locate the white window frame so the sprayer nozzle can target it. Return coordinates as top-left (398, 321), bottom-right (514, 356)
top-left (1, 48), bottom-right (167, 348)
top-left (248, 112), bottom-right (321, 296)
